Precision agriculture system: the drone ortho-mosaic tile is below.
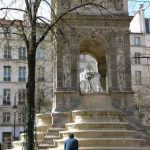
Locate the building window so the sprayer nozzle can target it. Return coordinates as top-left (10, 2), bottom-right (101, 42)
top-left (18, 67), bottom-right (26, 82)
top-left (3, 89), bottom-right (11, 105)
top-left (3, 112), bottom-right (10, 123)
top-left (19, 47), bottom-right (26, 59)
top-left (18, 89), bottom-right (26, 105)
top-left (3, 27), bottom-right (11, 38)
top-left (18, 113), bottom-right (25, 123)
top-left (4, 46), bottom-right (11, 59)
top-left (134, 53), bottom-right (141, 64)
top-left (37, 67), bottom-right (45, 81)
top-left (37, 47), bottom-right (45, 60)
top-left (134, 37), bottom-right (141, 46)
top-left (145, 19), bottom-right (150, 33)
top-left (3, 66), bottom-right (11, 81)
top-left (135, 71), bottom-right (142, 84)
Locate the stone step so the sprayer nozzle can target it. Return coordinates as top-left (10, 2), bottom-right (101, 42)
top-left (59, 130), bottom-right (137, 138)
top-left (42, 135), bottom-right (60, 144)
top-left (50, 146), bottom-right (143, 150)
top-left (40, 128), bottom-right (64, 145)
top-left (38, 143), bottom-right (55, 150)
top-left (143, 125), bottom-right (150, 131)
top-left (55, 138), bottom-right (143, 147)
top-left (46, 128), bottom-right (65, 136)
top-left (72, 109), bottom-right (123, 123)
top-left (77, 147), bottom-right (144, 150)
top-left (12, 141), bottom-right (25, 148)
top-left (39, 128), bottom-right (65, 149)
top-left (66, 122), bottom-right (129, 130)
top-left (19, 131), bottom-right (44, 141)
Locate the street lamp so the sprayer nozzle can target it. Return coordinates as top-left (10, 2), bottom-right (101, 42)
top-left (12, 94), bottom-right (17, 141)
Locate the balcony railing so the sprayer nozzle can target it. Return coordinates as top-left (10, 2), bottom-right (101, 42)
top-left (19, 56), bottom-right (26, 60)
top-left (18, 78), bottom-right (26, 82)
top-left (3, 77), bottom-right (11, 81)
top-left (4, 55), bottom-right (12, 59)
top-left (18, 101), bottom-right (25, 105)
top-left (132, 76), bottom-right (150, 86)
top-left (37, 78), bottom-right (45, 82)
top-left (3, 101), bottom-right (11, 105)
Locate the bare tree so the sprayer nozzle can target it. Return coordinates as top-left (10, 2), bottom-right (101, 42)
top-left (0, 1), bottom-right (109, 149)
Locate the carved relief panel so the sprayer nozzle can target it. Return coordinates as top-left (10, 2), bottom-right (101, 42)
top-left (72, 0), bottom-right (123, 11)
top-left (117, 54), bottom-right (125, 89)
top-left (62, 42), bottom-right (72, 88)
top-left (60, 0), bottom-right (71, 9)
top-left (113, 0), bottom-right (123, 10)
top-left (63, 94), bottom-right (71, 107)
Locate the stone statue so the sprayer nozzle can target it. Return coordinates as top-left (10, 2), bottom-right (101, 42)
top-left (62, 46), bottom-right (72, 88)
top-left (80, 68), bottom-right (103, 92)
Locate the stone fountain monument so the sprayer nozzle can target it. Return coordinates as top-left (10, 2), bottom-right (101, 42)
top-left (51, 0), bottom-right (134, 127)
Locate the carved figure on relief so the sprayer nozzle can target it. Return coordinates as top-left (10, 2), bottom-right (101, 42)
top-left (60, 0), bottom-right (71, 9)
top-left (73, 0), bottom-right (112, 9)
top-left (64, 94), bottom-right (71, 106)
top-left (62, 45), bottom-right (72, 88)
top-left (117, 55), bottom-right (125, 88)
top-left (113, 0), bottom-right (123, 10)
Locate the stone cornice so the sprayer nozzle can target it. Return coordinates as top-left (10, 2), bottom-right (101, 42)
top-left (60, 15), bottom-right (132, 27)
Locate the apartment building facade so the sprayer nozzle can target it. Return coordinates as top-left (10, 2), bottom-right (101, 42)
top-left (130, 6), bottom-right (150, 124)
top-left (0, 19), bottom-right (53, 149)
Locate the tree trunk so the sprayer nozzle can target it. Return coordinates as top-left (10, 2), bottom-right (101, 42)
top-left (26, 46), bottom-right (36, 150)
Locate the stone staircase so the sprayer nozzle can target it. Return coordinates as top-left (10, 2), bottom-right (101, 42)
top-left (44, 109), bottom-right (150, 150)
top-left (10, 113), bottom-right (51, 150)
top-left (38, 128), bottom-right (65, 150)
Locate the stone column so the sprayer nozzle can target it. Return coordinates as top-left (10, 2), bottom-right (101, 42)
top-left (123, 30), bottom-right (133, 91)
top-left (108, 32), bottom-right (119, 91)
top-left (52, 31), bottom-right (80, 128)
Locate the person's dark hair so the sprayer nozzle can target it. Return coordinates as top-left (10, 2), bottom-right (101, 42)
top-left (69, 133), bottom-right (74, 138)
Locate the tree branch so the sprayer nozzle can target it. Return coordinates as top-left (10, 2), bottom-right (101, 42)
top-left (25, 0), bottom-right (32, 20)
top-left (0, 7), bottom-right (28, 14)
top-left (41, 0), bottom-right (56, 19)
top-left (25, 0), bottom-right (30, 13)
top-left (36, 2), bottom-right (106, 45)
top-left (37, 16), bottom-right (51, 24)
top-left (19, 20), bottom-right (30, 51)
top-left (34, 0), bottom-right (42, 14)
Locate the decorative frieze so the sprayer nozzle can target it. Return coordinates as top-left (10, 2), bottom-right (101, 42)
top-left (71, 0), bottom-right (123, 11)
top-left (64, 17), bottom-right (131, 29)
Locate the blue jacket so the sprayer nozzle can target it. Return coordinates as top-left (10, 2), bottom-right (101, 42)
top-left (64, 138), bottom-right (78, 150)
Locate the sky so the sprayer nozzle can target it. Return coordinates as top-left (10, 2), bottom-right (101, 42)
top-left (128, 0), bottom-right (150, 18)
top-left (0, 0), bottom-right (51, 20)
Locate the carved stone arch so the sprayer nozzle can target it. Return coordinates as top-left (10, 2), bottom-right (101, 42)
top-left (80, 37), bottom-right (107, 90)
